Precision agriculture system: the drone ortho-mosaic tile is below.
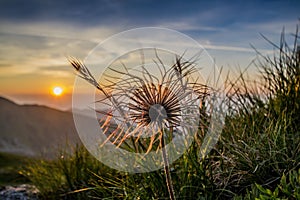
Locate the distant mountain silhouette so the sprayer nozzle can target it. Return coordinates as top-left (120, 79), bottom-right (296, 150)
top-left (0, 96), bottom-right (82, 158)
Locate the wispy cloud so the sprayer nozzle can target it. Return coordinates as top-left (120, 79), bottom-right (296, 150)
top-left (0, 21), bottom-right (117, 42)
top-left (203, 44), bottom-right (254, 52)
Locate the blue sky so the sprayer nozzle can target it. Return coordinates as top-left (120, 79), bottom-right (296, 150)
top-left (0, 0), bottom-right (299, 109)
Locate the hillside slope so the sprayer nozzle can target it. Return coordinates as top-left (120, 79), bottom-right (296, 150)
top-left (0, 97), bottom-right (81, 158)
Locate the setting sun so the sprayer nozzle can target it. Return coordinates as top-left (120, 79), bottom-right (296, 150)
top-left (52, 86), bottom-right (63, 96)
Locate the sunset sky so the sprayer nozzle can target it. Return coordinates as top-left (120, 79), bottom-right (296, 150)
top-left (0, 0), bottom-right (299, 110)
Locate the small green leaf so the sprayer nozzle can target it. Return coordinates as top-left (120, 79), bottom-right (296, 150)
top-left (273, 187), bottom-right (279, 197)
top-left (255, 183), bottom-right (267, 193)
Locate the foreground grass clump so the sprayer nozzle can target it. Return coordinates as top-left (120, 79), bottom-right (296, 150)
top-left (23, 141), bottom-right (220, 199)
top-left (23, 146), bottom-right (114, 199)
top-left (24, 26), bottom-right (300, 199)
top-left (216, 27), bottom-right (300, 198)
top-left (233, 169), bottom-right (300, 200)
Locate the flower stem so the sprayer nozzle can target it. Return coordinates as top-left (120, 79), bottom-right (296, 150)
top-left (160, 129), bottom-right (176, 200)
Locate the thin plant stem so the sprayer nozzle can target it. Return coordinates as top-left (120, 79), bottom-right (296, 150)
top-left (159, 127), bottom-right (176, 200)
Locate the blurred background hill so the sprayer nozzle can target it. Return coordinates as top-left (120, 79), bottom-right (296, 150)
top-left (0, 96), bottom-right (81, 158)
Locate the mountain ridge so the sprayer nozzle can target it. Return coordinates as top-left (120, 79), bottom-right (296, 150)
top-left (0, 96), bottom-right (82, 158)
